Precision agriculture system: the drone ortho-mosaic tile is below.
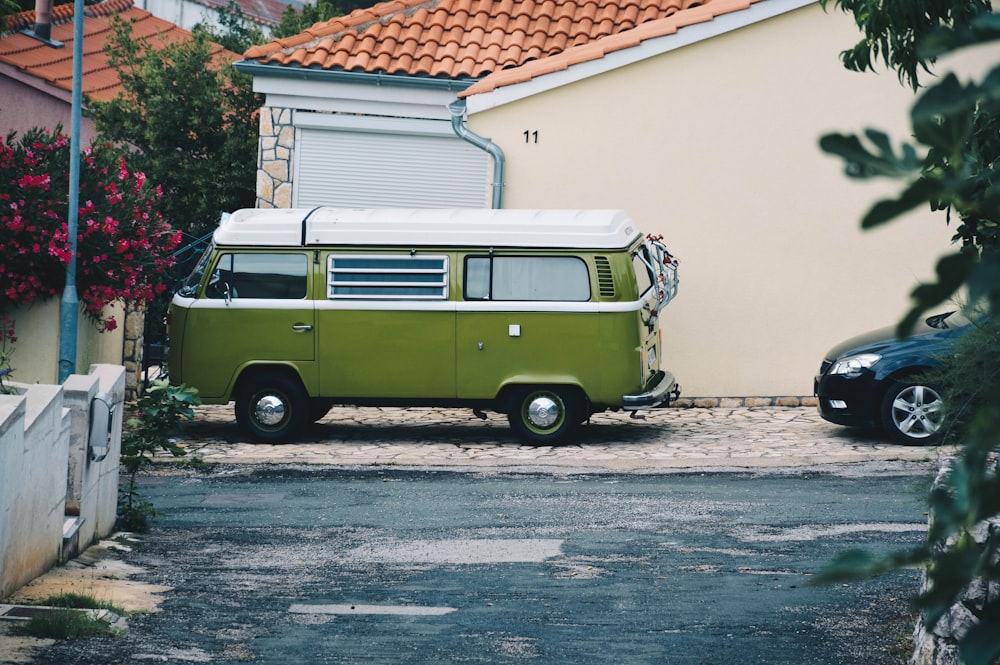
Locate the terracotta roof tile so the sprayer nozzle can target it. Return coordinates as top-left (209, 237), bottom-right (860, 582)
top-left (1, 0), bottom-right (238, 103)
top-left (242, 0), bottom-right (762, 95)
top-left (462, 0), bottom-right (757, 95)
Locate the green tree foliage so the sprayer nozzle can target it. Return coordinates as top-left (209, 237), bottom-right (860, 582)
top-left (0, 0), bottom-right (22, 19)
top-left (817, 3), bottom-right (1000, 664)
top-left (271, 0), bottom-right (373, 39)
top-left (825, 0), bottom-right (992, 90)
top-left (819, 2), bottom-right (1000, 332)
top-left (88, 16), bottom-right (261, 239)
top-left (202, 0), bottom-right (266, 54)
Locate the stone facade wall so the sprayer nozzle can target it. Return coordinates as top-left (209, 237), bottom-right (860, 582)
top-left (257, 106), bottom-right (294, 209)
top-left (122, 305), bottom-right (144, 401)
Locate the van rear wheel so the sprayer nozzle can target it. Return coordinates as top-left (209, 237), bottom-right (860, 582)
top-left (507, 386), bottom-right (583, 445)
top-left (235, 373), bottom-right (309, 442)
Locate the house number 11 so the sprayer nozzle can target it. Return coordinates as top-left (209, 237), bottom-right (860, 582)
top-left (523, 130), bottom-right (539, 144)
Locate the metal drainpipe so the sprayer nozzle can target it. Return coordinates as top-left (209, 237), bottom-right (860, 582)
top-left (448, 99), bottom-right (505, 209)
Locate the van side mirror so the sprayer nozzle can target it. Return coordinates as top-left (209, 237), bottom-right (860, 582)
top-left (88, 391), bottom-right (115, 463)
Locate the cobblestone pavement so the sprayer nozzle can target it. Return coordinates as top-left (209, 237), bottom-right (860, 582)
top-left (168, 403), bottom-right (951, 471)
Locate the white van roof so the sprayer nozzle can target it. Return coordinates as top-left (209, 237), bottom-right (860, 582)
top-left (213, 208), bottom-right (643, 249)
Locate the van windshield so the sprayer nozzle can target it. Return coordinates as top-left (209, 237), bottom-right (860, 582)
top-left (177, 245), bottom-right (215, 297)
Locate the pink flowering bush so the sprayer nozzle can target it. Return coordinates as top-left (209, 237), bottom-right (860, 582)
top-left (0, 128), bottom-right (182, 331)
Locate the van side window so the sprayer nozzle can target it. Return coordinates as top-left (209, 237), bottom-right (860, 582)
top-left (206, 253), bottom-right (307, 299)
top-left (328, 255), bottom-right (449, 300)
top-left (632, 248), bottom-right (654, 296)
top-left (464, 256), bottom-right (590, 301)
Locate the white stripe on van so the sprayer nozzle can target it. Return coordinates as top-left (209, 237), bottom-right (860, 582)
top-left (172, 295), bottom-right (647, 313)
top-left (172, 296), bottom-right (313, 311)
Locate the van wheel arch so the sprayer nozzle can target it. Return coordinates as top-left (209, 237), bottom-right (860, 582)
top-left (233, 367), bottom-right (310, 443)
top-left (503, 384), bottom-right (587, 445)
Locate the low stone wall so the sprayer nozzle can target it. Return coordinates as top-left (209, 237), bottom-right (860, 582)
top-left (0, 364), bottom-right (124, 600)
top-left (909, 466), bottom-right (1000, 665)
top-left (672, 396), bottom-right (818, 408)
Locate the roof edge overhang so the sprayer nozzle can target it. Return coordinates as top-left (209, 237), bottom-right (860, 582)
top-left (234, 59), bottom-right (476, 93)
top-left (463, 0), bottom-right (816, 115)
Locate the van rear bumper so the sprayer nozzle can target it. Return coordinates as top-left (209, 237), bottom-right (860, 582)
top-left (622, 371), bottom-right (679, 410)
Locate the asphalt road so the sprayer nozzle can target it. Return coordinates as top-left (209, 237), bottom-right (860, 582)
top-left (35, 464), bottom-right (931, 665)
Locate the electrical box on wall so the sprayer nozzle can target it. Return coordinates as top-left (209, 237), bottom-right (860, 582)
top-left (88, 391), bottom-right (114, 462)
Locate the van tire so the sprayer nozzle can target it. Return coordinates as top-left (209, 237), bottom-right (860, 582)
top-left (507, 386), bottom-right (583, 445)
top-left (235, 373), bottom-right (309, 442)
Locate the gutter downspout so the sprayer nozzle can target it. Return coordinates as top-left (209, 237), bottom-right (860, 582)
top-left (448, 99), bottom-right (504, 209)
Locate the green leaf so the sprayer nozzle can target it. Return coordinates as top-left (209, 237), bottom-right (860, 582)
top-left (920, 14), bottom-right (1000, 59)
top-left (819, 131), bottom-right (922, 180)
top-left (861, 178), bottom-right (940, 229)
top-left (811, 547), bottom-right (926, 585)
top-left (897, 251), bottom-right (977, 336)
top-left (968, 255), bottom-right (1000, 308)
top-left (911, 74), bottom-right (978, 150)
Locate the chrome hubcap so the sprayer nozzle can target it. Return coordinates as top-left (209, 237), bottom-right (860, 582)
top-left (254, 394), bottom-right (287, 426)
top-left (526, 396), bottom-right (560, 428)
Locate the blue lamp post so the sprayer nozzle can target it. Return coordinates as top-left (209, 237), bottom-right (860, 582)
top-left (57, 0), bottom-right (84, 383)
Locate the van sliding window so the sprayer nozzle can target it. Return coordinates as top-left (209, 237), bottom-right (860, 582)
top-left (464, 256), bottom-right (590, 301)
top-left (327, 255), bottom-right (449, 300)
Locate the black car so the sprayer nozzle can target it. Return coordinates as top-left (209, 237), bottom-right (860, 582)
top-left (814, 311), bottom-right (971, 444)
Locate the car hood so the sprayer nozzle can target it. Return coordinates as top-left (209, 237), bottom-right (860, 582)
top-left (822, 319), bottom-right (954, 362)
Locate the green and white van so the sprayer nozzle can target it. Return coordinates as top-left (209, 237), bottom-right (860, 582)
top-left (167, 208), bottom-right (680, 443)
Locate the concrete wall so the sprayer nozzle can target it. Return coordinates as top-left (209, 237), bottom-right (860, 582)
top-left (0, 365), bottom-right (125, 601)
top-left (62, 366), bottom-right (125, 558)
top-left (0, 75), bottom-right (100, 144)
top-left (0, 382), bottom-right (67, 601)
top-left (6, 300), bottom-right (125, 386)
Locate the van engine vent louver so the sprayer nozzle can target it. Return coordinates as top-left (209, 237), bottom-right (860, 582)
top-left (595, 256), bottom-right (615, 298)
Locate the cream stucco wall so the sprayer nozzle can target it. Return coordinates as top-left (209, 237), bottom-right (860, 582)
top-left (465, 3), bottom-right (994, 398)
top-left (6, 300), bottom-right (124, 386)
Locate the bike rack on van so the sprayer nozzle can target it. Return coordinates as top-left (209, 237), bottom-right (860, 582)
top-left (639, 234), bottom-right (679, 312)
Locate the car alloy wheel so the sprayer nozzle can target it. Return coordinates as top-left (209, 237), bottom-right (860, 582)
top-left (880, 380), bottom-right (944, 445)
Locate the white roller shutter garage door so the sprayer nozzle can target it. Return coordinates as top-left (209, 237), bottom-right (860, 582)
top-left (294, 115), bottom-right (491, 209)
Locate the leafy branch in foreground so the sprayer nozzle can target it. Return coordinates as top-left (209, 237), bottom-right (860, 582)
top-left (818, 8), bottom-right (1000, 334)
top-left (817, 2), bottom-right (1000, 664)
top-left (118, 380), bottom-right (200, 532)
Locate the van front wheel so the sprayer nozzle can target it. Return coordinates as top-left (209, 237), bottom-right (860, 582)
top-left (507, 386), bottom-right (583, 445)
top-left (235, 374), bottom-right (309, 442)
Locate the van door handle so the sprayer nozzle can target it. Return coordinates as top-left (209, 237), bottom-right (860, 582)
top-left (292, 323), bottom-right (313, 332)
